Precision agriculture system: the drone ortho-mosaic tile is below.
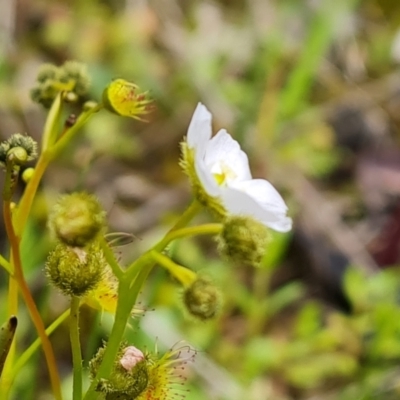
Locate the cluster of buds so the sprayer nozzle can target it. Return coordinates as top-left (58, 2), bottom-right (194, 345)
top-left (89, 342), bottom-right (194, 400)
top-left (45, 192), bottom-right (107, 299)
top-left (0, 133), bottom-right (38, 169)
top-left (30, 61), bottom-right (91, 108)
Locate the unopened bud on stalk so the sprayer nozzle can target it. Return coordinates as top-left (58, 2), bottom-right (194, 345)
top-left (183, 276), bottom-right (222, 321)
top-left (90, 341), bottom-right (194, 399)
top-left (217, 216), bottom-right (270, 267)
top-left (102, 79), bottom-right (153, 120)
top-left (0, 134), bottom-right (38, 168)
top-left (22, 168), bottom-right (35, 183)
top-left (49, 192), bottom-right (105, 247)
top-left (30, 61), bottom-right (90, 108)
top-left (45, 242), bottom-right (106, 297)
top-left (90, 343), bottom-right (149, 399)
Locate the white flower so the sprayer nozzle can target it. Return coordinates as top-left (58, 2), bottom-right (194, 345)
top-left (185, 103), bottom-right (292, 233)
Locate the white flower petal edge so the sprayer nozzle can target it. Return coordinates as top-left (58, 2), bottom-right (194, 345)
top-left (187, 103), bottom-right (212, 158)
top-left (221, 185), bottom-right (293, 233)
top-left (231, 179), bottom-right (289, 213)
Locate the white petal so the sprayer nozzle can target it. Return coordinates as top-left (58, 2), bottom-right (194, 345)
top-left (231, 179), bottom-right (289, 212)
top-left (194, 155), bottom-right (220, 196)
top-left (221, 184), bottom-right (292, 232)
top-left (204, 130), bottom-right (252, 183)
top-left (187, 103), bottom-right (212, 158)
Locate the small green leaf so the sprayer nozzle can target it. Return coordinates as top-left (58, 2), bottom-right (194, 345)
top-left (0, 316), bottom-right (18, 377)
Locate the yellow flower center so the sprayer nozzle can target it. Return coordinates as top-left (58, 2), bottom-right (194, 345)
top-left (211, 162), bottom-right (236, 186)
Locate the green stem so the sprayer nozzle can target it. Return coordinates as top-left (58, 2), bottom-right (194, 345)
top-left (163, 223), bottom-right (222, 243)
top-left (83, 279), bottom-right (134, 400)
top-left (0, 255), bottom-right (12, 276)
top-left (70, 297), bottom-right (82, 400)
top-left (42, 93), bottom-right (63, 151)
top-left (3, 199), bottom-right (62, 400)
top-left (99, 237), bottom-right (123, 280)
top-left (16, 106), bottom-right (100, 235)
top-left (11, 309), bottom-right (70, 381)
top-left (15, 153), bottom-right (51, 235)
top-left (84, 200), bottom-right (203, 399)
top-left (167, 199), bottom-right (202, 231)
top-left (150, 250), bottom-right (196, 286)
top-left (51, 105), bottom-right (102, 159)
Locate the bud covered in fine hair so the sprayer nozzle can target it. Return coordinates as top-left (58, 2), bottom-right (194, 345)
top-left (102, 79), bottom-right (153, 120)
top-left (0, 134), bottom-right (38, 168)
top-left (30, 61), bottom-right (90, 108)
top-left (217, 216), bottom-right (270, 267)
top-left (49, 192), bottom-right (105, 247)
top-left (90, 341), bottom-right (194, 400)
top-left (45, 242), bottom-right (106, 297)
top-left (90, 343), bottom-right (149, 399)
top-left (182, 276), bottom-right (222, 321)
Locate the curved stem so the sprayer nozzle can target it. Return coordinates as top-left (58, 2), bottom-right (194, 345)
top-left (16, 106), bottom-right (101, 236)
top-left (99, 237), bottom-right (123, 280)
top-left (164, 223), bottom-right (222, 243)
top-left (3, 200), bottom-right (62, 400)
top-left (150, 250), bottom-right (196, 286)
top-left (70, 297), bottom-right (82, 400)
top-left (15, 154), bottom-right (51, 235)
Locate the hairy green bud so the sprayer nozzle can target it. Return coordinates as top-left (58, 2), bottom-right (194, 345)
top-left (45, 242), bottom-right (106, 297)
top-left (0, 134), bottom-right (38, 168)
top-left (59, 61), bottom-right (90, 96)
top-left (217, 216), bottom-right (270, 267)
top-left (30, 61), bottom-right (90, 108)
top-left (49, 192), bottom-right (105, 247)
top-left (90, 343), bottom-right (149, 399)
top-left (36, 63), bottom-right (59, 83)
top-left (182, 276), bottom-right (222, 321)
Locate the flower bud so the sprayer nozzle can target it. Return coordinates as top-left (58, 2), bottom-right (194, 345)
top-left (183, 276), bottom-right (222, 321)
top-left (102, 79), bottom-right (153, 120)
top-left (59, 61), bottom-right (90, 96)
top-left (7, 147), bottom-right (28, 166)
top-left (30, 61), bottom-right (90, 108)
top-left (120, 346), bottom-right (145, 371)
top-left (49, 192), bottom-right (105, 247)
top-left (22, 167), bottom-right (35, 183)
top-left (36, 63), bottom-right (59, 83)
top-left (45, 242), bottom-right (106, 297)
top-left (0, 134), bottom-right (38, 168)
top-left (83, 100), bottom-right (99, 111)
top-left (90, 343), bottom-right (149, 399)
top-left (90, 341), bottom-right (194, 400)
top-left (63, 91), bottom-right (78, 103)
top-left (217, 216), bottom-right (270, 267)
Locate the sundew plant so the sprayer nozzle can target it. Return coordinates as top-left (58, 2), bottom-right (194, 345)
top-left (0, 61), bottom-right (291, 399)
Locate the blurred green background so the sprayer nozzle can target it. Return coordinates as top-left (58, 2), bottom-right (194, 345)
top-left (2, 0), bottom-right (400, 399)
